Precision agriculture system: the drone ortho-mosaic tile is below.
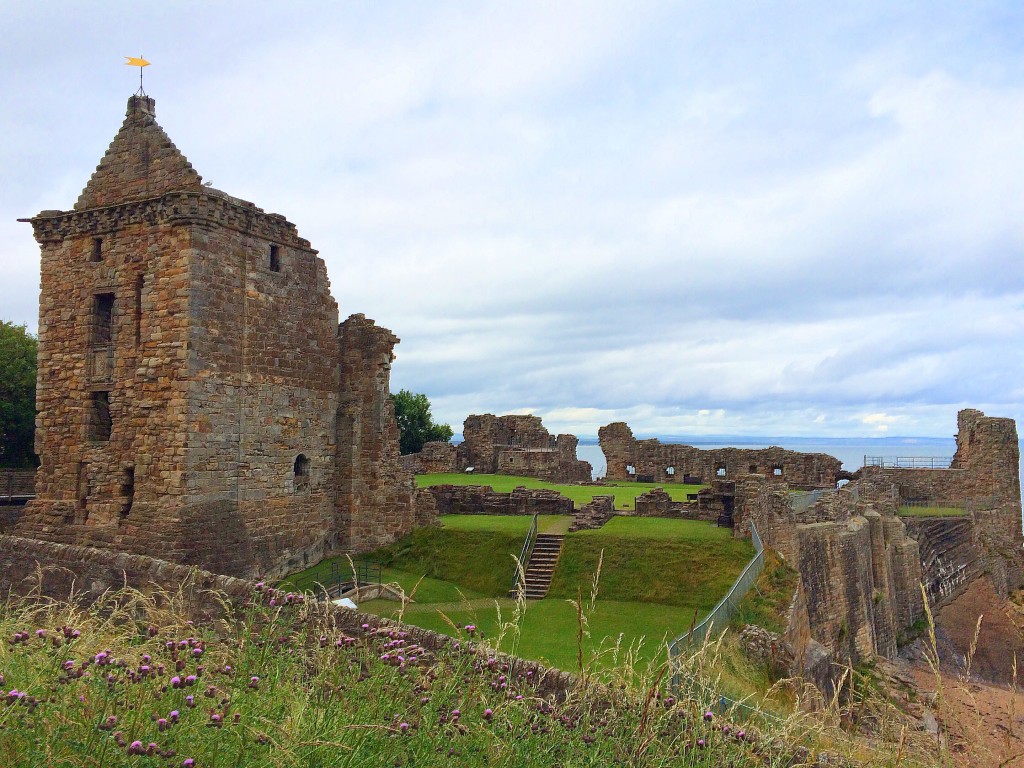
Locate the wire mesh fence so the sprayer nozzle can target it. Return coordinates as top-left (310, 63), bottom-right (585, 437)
top-left (668, 521), bottom-right (764, 659)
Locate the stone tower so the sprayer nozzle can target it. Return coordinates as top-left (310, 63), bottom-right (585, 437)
top-left (19, 95), bottom-right (416, 578)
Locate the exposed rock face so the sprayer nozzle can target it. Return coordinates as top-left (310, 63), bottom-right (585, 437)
top-left (739, 410), bottom-right (1024, 687)
top-left (598, 422), bottom-right (842, 488)
top-left (18, 95), bottom-right (416, 579)
top-left (454, 414), bottom-right (592, 482)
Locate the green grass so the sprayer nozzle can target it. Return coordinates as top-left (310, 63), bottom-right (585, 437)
top-left (898, 505), bottom-right (968, 517)
top-left (362, 596), bottom-right (695, 671)
top-left (339, 515), bottom-right (753, 672)
top-left (440, 513), bottom-right (573, 535)
top-left (417, 472), bottom-right (704, 510)
top-left (730, 550), bottom-right (799, 634)
top-left (4, 585), bottom-right (848, 767)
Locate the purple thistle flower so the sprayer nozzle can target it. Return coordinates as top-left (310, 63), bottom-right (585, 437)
top-left (127, 740), bottom-right (145, 755)
top-left (703, 710), bottom-right (713, 722)
top-left (170, 710), bottom-right (180, 723)
top-left (182, 760), bottom-right (195, 768)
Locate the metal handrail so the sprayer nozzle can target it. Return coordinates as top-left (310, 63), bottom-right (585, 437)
top-left (863, 456), bottom-right (956, 469)
top-left (511, 512), bottom-right (539, 592)
top-left (668, 521), bottom-right (765, 660)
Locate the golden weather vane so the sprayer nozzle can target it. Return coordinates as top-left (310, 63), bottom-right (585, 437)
top-left (124, 56), bottom-right (151, 96)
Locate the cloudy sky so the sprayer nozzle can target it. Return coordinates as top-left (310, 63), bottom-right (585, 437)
top-left (3, 1), bottom-right (1023, 439)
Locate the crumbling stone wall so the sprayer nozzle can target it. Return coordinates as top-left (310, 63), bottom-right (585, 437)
top-left (598, 422), bottom-right (841, 488)
top-left (456, 414), bottom-right (592, 482)
top-left (858, 410), bottom-right (1024, 596)
top-left (19, 94), bottom-right (417, 580)
top-left (570, 496), bottom-right (615, 531)
top-left (336, 315), bottom-right (418, 553)
top-left (398, 441), bottom-right (458, 474)
top-left (425, 485), bottom-right (573, 517)
top-left (633, 488), bottom-right (715, 522)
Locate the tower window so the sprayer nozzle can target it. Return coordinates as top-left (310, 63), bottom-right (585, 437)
top-left (269, 244), bottom-right (281, 272)
top-left (91, 237), bottom-right (103, 262)
top-left (716, 465), bottom-right (727, 477)
top-left (93, 293), bottom-right (115, 345)
top-left (134, 274), bottom-right (144, 347)
top-left (293, 453), bottom-right (310, 492)
top-left (120, 466), bottom-right (135, 520)
top-left (88, 391), bottom-right (112, 442)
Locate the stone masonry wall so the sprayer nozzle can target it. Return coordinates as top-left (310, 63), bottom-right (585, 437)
top-left (20, 94), bottom-right (420, 581)
top-left (737, 475), bottom-right (924, 664)
top-left (336, 314), bottom-right (418, 554)
top-left (425, 485), bottom-right (574, 517)
top-left (398, 441), bottom-right (458, 474)
top-left (599, 421), bottom-right (842, 488)
top-left (457, 415), bottom-right (592, 483)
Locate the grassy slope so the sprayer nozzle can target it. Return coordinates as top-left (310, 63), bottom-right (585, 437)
top-left (346, 515), bottom-right (753, 670)
top-left (417, 472), bottom-right (703, 510)
top-left (898, 505), bottom-right (968, 517)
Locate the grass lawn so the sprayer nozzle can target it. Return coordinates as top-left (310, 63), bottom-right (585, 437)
top-left (360, 595), bottom-right (694, 671)
top-left (417, 472), bottom-right (704, 510)
top-left (898, 505), bottom-right (968, 517)
top-left (326, 514), bottom-right (755, 671)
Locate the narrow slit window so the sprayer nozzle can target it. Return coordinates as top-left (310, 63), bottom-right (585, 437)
top-left (88, 391), bottom-right (112, 442)
top-left (134, 275), bottom-right (144, 346)
top-left (121, 466), bottom-right (135, 520)
top-left (93, 293), bottom-right (115, 345)
top-left (293, 454), bottom-right (310, 492)
top-left (269, 244), bottom-right (281, 272)
top-left (91, 237), bottom-right (103, 262)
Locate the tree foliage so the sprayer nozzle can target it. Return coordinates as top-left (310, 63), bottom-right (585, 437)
top-left (0, 321), bottom-right (38, 468)
top-left (391, 389), bottom-right (453, 455)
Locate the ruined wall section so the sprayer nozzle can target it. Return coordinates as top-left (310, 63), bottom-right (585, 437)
top-left (737, 475), bottom-right (924, 664)
top-left (598, 422), bottom-right (841, 488)
top-left (399, 441), bottom-right (458, 474)
top-left (457, 414), bottom-right (591, 482)
top-left (859, 410), bottom-right (1024, 596)
top-left (425, 485), bottom-right (574, 517)
top-left (336, 315), bottom-right (417, 553)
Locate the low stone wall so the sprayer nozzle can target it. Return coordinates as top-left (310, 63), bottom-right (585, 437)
top-left (0, 534), bottom-right (582, 701)
top-left (425, 485), bottom-right (574, 517)
top-left (633, 488), bottom-right (714, 522)
top-left (570, 496), bottom-right (615, 531)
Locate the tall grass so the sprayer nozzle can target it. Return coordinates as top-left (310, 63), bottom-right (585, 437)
top-left (0, 576), bottom-right (945, 768)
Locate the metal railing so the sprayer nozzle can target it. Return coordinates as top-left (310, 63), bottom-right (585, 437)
top-left (290, 559), bottom-right (382, 599)
top-left (511, 512), bottom-right (539, 592)
top-left (668, 521), bottom-right (764, 659)
top-left (863, 456), bottom-right (956, 470)
top-left (1, 469), bottom-right (36, 503)
top-left (790, 488), bottom-right (830, 514)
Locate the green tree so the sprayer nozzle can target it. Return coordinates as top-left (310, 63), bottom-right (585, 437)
top-left (391, 389), bottom-right (453, 455)
top-left (0, 321), bottom-right (38, 468)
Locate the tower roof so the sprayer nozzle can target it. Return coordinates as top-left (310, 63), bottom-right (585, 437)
top-left (74, 95), bottom-right (204, 210)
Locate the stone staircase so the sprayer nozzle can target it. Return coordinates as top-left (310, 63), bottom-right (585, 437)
top-left (522, 534), bottom-right (564, 599)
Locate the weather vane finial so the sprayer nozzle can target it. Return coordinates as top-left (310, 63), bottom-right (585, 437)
top-left (124, 56), bottom-right (151, 96)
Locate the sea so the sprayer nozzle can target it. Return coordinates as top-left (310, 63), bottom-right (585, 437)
top-left (573, 436), bottom-right (1024, 487)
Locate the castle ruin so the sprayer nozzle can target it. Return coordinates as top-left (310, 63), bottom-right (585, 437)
top-left (401, 413), bottom-right (593, 483)
top-left (15, 95), bottom-right (420, 579)
top-left (599, 421), bottom-right (844, 488)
